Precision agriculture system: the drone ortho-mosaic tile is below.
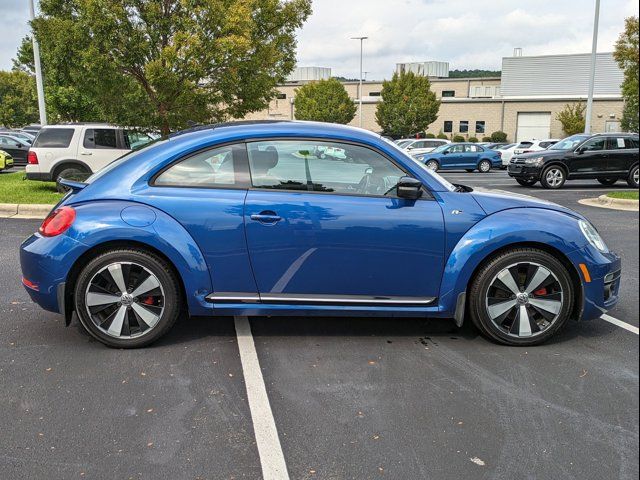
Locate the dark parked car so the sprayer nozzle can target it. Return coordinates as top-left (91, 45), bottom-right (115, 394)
top-left (0, 134), bottom-right (30, 165)
top-left (508, 133), bottom-right (639, 189)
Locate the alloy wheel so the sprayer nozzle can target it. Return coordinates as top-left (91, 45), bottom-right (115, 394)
top-left (479, 160), bottom-right (491, 173)
top-left (84, 262), bottom-right (165, 339)
top-left (545, 168), bottom-right (564, 188)
top-left (485, 262), bottom-right (564, 338)
top-left (634, 167), bottom-right (639, 187)
top-left (426, 160), bottom-right (439, 172)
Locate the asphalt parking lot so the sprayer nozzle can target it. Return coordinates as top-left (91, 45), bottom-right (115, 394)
top-left (0, 170), bottom-right (638, 480)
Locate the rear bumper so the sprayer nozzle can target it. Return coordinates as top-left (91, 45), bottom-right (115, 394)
top-left (566, 245), bottom-right (622, 321)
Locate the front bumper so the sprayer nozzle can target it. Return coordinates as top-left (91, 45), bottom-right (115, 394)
top-left (566, 245), bottom-right (622, 321)
top-left (507, 163), bottom-right (542, 180)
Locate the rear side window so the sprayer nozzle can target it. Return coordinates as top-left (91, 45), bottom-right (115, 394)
top-left (154, 144), bottom-right (248, 188)
top-left (84, 129), bottom-right (118, 149)
top-left (32, 128), bottom-right (74, 148)
top-left (517, 142), bottom-right (533, 148)
top-left (607, 137), bottom-right (637, 150)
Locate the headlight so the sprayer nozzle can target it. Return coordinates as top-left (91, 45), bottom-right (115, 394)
top-left (579, 220), bottom-right (608, 252)
top-left (524, 156), bottom-right (545, 166)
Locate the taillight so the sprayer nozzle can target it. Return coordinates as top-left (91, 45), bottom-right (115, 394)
top-left (39, 206), bottom-right (76, 237)
top-left (28, 150), bottom-right (39, 164)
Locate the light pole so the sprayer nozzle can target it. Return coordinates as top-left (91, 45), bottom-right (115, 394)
top-left (29, 0), bottom-right (47, 125)
top-left (585, 0), bottom-right (600, 134)
top-left (351, 36), bottom-right (368, 128)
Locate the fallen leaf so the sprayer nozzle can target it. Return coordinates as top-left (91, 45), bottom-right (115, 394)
top-left (579, 369), bottom-right (588, 378)
top-left (470, 457), bottom-right (485, 466)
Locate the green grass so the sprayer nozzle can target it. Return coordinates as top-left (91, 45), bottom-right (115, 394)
top-left (0, 171), bottom-right (64, 204)
top-left (607, 191), bottom-right (639, 200)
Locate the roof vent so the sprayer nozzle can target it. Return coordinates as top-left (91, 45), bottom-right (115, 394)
top-left (513, 48), bottom-right (523, 57)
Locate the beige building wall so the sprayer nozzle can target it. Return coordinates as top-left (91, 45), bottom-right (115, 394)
top-left (242, 79), bottom-right (624, 141)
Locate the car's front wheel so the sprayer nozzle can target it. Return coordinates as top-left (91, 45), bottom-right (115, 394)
top-left (468, 248), bottom-right (574, 346)
top-left (74, 249), bottom-right (182, 348)
top-left (628, 165), bottom-right (639, 188)
top-left (425, 159), bottom-right (440, 172)
top-left (540, 166), bottom-right (566, 189)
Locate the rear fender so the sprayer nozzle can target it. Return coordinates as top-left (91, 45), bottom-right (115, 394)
top-left (438, 208), bottom-right (588, 315)
top-left (65, 201), bottom-right (212, 316)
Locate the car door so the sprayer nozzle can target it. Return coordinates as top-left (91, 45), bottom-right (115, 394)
top-left (442, 144), bottom-right (465, 168)
top-left (463, 144), bottom-right (482, 167)
top-left (0, 136), bottom-right (28, 163)
top-left (80, 128), bottom-right (130, 171)
top-left (606, 136), bottom-right (637, 175)
top-left (570, 136), bottom-right (608, 176)
top-left (243, 139), bottom-right (445, 302)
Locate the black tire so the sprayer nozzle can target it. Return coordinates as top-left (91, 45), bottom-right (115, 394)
top-left (74, 249), bottom-right (182, 348)
top-left (516, 178), bottom-right (537, 187)
top-left (597, 178), bottom-right (618, 186)
top-left (55, 166), bottom-right (90, 192)
top-left (425, 159), bottom-right (440, 172)
top-left (478, 160), bottom-right (492, 173)
top-left (627, 165), bottom-right (639, 188)
top-left (540, 165), bottom-right (566, 189)
top-left (469, 248), bottom-right (574, 346)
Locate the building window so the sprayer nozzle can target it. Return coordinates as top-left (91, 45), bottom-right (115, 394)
top-left (442, 90), bottom-right (455, 98)
top-left (475, 121), bottom-right (486, 134)
top-left (444, 121), bottom-right (453, 133)
top-left (368, 91), bottom-right (381, 97)
top-left (276, 93), bottom-right (287, 100)
top-left (459, 121), bottom-right (469, 133)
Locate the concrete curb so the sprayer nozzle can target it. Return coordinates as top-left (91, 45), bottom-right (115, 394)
top-left (578, 195), bottom-right (639, 212)
top-left (0, 203), bottom-right (53, 219)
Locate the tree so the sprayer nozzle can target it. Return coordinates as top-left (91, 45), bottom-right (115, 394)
top-left (20, 0), bottom-right (312, 134)
top-left (0, 70), bottom-right (39, 127)
top-left (293, 78), bottom-right (356, 124)
top-left (375, 71), bottom-right (440, 138)
top-left (614, 16), bottom-right (639, 132)
top-left (556, 103), bottom-right (586, 136)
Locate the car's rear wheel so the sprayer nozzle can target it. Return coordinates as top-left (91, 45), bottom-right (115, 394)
top-left (55, 166), bottom-right (90, 192)
top-left (516, 178), bottom-right (537, 187)
top-left (540, 166), bottom-right (566, 189)
top-left (478, 160), bottom-right (492, 173)
top-left (468, 248), bottom-right (574, 346)
top-left (597, 178), bottom-right (618, 186)
top-left (426, 159), bottom-right (440, 172)
top-left (628, 165), bottom-right (639, 188)
top-left (74, 249), bottom-right (182, 348)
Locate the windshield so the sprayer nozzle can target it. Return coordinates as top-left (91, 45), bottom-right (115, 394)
top-left (396, 140), bottom-right (413, 148)
top-left (432, 144), bottom-right (450, 154)
top-left (550, 134), bottom-right (590, 151)
top-left (85, 137), bottom-right (168, 184)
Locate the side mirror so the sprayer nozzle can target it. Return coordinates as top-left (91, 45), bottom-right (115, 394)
top-left (575, 148), bottom-right (584, 155)
top-left (396, 176), bottom-right (423, 200)
top-left (442, 150), bottom-right (449, 155)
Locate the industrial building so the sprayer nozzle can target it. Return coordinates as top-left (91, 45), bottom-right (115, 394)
top-left (243, 52), bottom-right (626, 141)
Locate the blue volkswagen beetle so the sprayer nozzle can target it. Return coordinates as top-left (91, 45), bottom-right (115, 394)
top-left (20, 121), bottom-right (621, 348)
top-left (417, 143), bottom-right (502, 172)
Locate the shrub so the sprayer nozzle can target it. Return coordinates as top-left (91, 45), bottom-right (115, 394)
top-left (468, 137), bottom-right (479, 143)
top-left (490, 131), bottom-right (508, 142)
top-left (452, 135), bottom-right (465, 142)
top-left (425, 132), bottom-right (436, 138)
top-left (437, 132), bottom-right (448, 139)
top-left (482, 136), bottom-right (492, 142)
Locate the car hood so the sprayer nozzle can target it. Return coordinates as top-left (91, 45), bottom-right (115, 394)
top-left (469, 187), bottom-right (584, 220)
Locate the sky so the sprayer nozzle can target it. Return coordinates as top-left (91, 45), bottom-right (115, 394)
top-left (1, 0), bottom-right (638, 80)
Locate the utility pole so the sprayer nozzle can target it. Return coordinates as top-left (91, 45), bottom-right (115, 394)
top-left (351, 36), bottom-right (368, 128)
top-left (29, 0), bottom-right (47, 125)
top-left (585, 0), bottom-right (600, 134)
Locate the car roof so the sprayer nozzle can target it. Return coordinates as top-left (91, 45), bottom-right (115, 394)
top-left (40, 123), bottom-right (118, 129)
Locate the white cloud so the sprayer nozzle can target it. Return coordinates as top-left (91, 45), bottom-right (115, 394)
top-left (1, 0), bottom-right (637, 80)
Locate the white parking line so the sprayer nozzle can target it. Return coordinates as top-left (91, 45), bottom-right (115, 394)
top-left (600, 314), bottom-right (639, 335)
top-left (234, 316), bottom-right (290, 480)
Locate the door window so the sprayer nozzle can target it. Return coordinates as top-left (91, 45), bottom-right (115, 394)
top-left (154, 144), bottom-right (248, 188)
top-left (124, 130), bottom-right (154, 150)
top-left (247, 140), bottom-right (407, 197)
top-left (581, 137), bottom-right (606, 152)
top-left (448, 145), bottom-right (465, 154)
top-left (464, 145), bottom-right (481, 153)
top-left (83, 129), bottom-right (118, 149)
top-left (32, 128), bottom-right (74, 148)
top-left (607, 137), bottom-right (635, 150)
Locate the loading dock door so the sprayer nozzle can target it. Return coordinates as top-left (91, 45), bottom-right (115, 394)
top-left (516, 112), bottom-right (551, 141)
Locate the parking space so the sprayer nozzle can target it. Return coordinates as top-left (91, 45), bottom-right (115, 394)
top-left (0, 171), bottom-right (638, 479)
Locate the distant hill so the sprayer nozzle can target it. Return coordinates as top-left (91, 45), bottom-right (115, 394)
top-left (448, 69), bottom-right (501, 78)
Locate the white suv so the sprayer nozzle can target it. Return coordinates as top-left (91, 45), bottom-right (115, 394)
top-left (26, 124), bottom-right (154, 183)
top-left (513, 139), bottom-right (560, 156)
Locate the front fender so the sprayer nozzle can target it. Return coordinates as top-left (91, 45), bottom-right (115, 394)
top-left (438, 208), bottom-right (588, 314)
top-left (66, 200), bottom-right (212, 315)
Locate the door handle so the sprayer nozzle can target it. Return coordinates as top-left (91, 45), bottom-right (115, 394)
top-left (250, 211), bottom-right (282, 224)
top-left (80, 151), bottom-right (93, 156)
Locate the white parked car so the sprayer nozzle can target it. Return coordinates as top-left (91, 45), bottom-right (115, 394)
top-left (403, 138), bottom-right (451, 156)
top-left (498, 143), bottom-right (519, 167)
top-left (513, 139), bottom-right (560, 156)
top-left (26, 124), bottom-right (155, 183)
